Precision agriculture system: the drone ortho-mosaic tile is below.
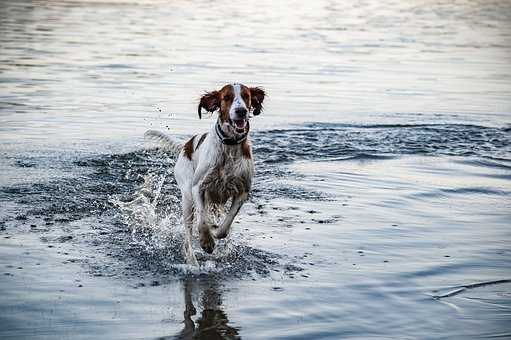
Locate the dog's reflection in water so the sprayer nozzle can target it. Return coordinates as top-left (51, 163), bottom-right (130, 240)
top-left (173, 277), bottom-right (240, 340)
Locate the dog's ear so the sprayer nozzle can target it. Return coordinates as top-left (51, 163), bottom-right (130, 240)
top-left (198, 91), bottom-right (220, 119)
top-left (250, 87), bottom-right (265, 116)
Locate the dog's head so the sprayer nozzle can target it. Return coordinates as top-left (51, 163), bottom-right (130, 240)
top-left (198, 83), bottom-right (266, 134)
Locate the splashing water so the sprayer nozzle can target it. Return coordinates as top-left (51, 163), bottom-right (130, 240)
top-left (112, 171), bottom-right (179, 239)
top-left (110, 165), bottom-right (272, 276)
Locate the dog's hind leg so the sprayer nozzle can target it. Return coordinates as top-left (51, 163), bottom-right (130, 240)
top-left (182, 194), bottom-right (198, 266)
top-left (213, 192), bottom-right (248, 240)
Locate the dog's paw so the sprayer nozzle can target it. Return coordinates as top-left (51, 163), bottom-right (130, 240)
top-left (185, 251), bottom-right (199, 267)
top-left (213, 226), bottom-right (228, 239)
top-left (183, 242), bottom-right (199, 266)
top-left (200, 231), bottom-right (215, 254)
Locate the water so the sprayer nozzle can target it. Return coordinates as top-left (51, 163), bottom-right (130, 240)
top-left (1, 0), bottom-right (511, 338)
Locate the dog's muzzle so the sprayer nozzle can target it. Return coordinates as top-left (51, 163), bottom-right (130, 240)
top-left (230, 107), bottom-right (248, 133)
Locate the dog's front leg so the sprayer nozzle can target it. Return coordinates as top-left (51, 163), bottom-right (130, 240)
top-left (213, 192), bottom-right (248, 240)
top-left (182, 194), bottom-right (198, 266)
top-left (192, 184), bottom-right (215, 254)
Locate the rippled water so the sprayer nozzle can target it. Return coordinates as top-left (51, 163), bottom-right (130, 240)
top-left (1, 0), bottom-right (511, 339)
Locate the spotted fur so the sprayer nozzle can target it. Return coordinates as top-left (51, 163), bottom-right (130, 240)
top-left (151, 83), bottom-right (266, 265)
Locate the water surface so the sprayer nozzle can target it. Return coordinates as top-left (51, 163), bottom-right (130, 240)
top-left (1, 0), bottom-right (511, 339)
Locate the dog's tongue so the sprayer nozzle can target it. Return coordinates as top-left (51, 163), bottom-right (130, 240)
top-left (234, 119), bottom-right (246, 129)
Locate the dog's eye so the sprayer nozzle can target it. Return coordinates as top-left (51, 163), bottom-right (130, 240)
top-left (223, 95), bottom-right (232, 101)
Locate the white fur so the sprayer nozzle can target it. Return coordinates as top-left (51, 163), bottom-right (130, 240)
top-left (144, 129), bottom-right (182, 154)
top-left (146, 83), bottom-right (262, 266)
top-left (174, 123), bottom-right (253, 266)
top-left (229, 83), bottom-right (248, 120)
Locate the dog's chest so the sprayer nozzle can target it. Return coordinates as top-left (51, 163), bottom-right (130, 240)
top-left (201, 152), bottom-right (253, 204)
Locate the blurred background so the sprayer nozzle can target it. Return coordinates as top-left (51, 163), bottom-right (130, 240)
top-left (1, 0), bottom-right (510, 145)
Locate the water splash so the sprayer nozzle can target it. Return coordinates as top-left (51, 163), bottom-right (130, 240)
top-left (109, 167), bottom-right (282, 277)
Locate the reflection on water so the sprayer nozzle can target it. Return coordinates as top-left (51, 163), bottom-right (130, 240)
top-left (171, 278), bottom-right (240, 340)
top-left (1, 128), bottom-right (509, 338)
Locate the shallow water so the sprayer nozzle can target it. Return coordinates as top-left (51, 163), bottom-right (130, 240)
top-left (1, 0), bottom-right (511, 339)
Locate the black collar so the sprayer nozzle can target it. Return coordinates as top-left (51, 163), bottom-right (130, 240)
top-left (215, 120), bottom-right (249, 145)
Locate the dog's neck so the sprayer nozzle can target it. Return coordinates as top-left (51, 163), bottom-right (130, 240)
top-left (215, 119), bottom-right (249, 145)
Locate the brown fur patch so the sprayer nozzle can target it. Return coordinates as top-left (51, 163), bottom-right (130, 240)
top-left (241, 139), bottom-right (251, 159)
top-left (218, 85), bottom-right (234, 123)
top-left (249, 87), bottom-right (265, 115)
top-left (200, 84), bottom-right (261, 123)
top-left (198, 91), bottom-right (220, 119)
top-left (196, 133), bottom-right (207, 150)
top-left (183, 135), bottom-right (195, 160)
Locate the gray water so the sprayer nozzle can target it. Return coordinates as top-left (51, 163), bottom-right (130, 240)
top-left (1, 0), bottom-right (511, 339)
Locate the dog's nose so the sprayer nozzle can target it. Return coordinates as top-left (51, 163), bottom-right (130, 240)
top-left (235, 107), bottom-right (247, 116)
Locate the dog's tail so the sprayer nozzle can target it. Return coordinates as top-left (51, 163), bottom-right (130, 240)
top-left (144, 130), bottom-right (182, 155)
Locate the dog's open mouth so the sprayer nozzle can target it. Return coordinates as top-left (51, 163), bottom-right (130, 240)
top-left (229, 118), bottom-right (248, 133)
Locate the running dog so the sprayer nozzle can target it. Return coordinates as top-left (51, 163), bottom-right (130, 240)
top-left (145, 83), bottom-right (265, 266)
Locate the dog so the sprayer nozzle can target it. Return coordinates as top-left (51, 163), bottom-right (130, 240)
top-left (145, 83), bottom-right (265, 266)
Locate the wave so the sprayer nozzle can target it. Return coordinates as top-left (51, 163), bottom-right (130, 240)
top-left (252, 122), bottom-right (511, 164)
top-left (1, 121), bottom-right (509, 279)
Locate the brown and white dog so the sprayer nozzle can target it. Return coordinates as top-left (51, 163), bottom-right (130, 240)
top-left (145, 83), bottom-right (265, 266)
